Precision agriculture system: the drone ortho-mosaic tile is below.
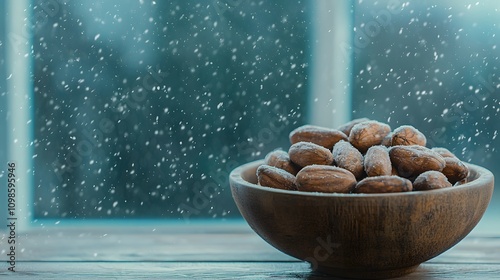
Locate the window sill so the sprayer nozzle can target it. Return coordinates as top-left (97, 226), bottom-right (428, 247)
top-left (1, 218), bottom-right (500, 278)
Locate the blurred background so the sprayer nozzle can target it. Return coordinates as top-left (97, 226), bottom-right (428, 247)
top-left (30, 0), bottom-right (310, 219)
top-left (0, 0), bottom-right (498, 221)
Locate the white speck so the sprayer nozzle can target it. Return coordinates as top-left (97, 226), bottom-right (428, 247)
top-left (94, 34), bottom-right (101, 40)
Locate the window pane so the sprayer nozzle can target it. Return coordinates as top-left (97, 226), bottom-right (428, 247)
top-left (352, 1), bottom-right (499, 206)
top-left (33, 1), bottom-right (310, 219)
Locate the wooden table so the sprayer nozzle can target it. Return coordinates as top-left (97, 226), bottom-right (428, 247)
top-left (1, 217), bottom-right (499, 279)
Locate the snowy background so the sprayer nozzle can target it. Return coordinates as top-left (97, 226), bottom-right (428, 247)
top-left (1, 0), bottom-right (496, 219)
top-left (32, 0), bottom-right (310, 218)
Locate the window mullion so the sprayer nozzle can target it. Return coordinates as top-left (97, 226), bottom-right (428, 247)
top-left (308, 0), bottom-right (354, 128)
top-left (6, 0), bottom-right (34, 231)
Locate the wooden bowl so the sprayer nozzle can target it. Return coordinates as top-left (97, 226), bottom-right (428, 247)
top-left (230, 160), bottom-right (494, 279)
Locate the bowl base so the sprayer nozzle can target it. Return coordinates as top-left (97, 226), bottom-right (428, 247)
top-left (314, 264), bottom-right (420, 279)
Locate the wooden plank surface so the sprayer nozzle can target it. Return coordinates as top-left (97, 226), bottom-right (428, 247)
top-left (1, 221), bottom-right (499, 263)
top-left (1, 221), bottom-right (294, 262)
top-left (1, 262), bottom-right (500, 279)
top-left (1, 220), bottom-right (500, 278)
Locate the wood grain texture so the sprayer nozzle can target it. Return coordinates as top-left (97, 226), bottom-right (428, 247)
top-left (1, 262), bottom-right (500, 279)
top-left (1, 221), bottom-right (499, 278)
top-left (1, 222), bottom-right (500, 263)
top-left (0, 223), bottom-right (291, 262)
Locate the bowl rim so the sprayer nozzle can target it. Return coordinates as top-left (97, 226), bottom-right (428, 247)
top-left (230, 159), bottom-right (494, 198)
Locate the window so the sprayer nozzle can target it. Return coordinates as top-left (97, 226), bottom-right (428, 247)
top-left (2, 0), bottom-right (498, 227)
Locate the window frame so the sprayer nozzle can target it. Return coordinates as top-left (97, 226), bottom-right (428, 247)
top-left (5, 0), bottom-right (34, 231)
top-left (0, 0), bottom-right (7, 226)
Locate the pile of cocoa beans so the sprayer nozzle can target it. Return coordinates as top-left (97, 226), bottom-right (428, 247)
top-left (256, 118), bottom-right (469, 193)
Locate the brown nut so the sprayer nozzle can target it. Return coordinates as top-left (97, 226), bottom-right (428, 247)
top-left (289, 141), bottom-right (334, 167)
top-left (389, 145), bottom-right (446, 180)
top-left (289, 125), bottom-right (348, 150)
top-left (431, 147), bottom-right (457, 158)
top-left (391, 125), bottom-right (427, 146)
top-left (332, 140), bottom-right (364, 180)
top-left (349, 120), bottom-right (391, 153)
top-left (337, 117), bottom-right (371, 136)
top-left (264, 149), bottom-right (301, 175)
top-left (442, 157), bottom-right (469, 184)
top-left (413, 171), bottom-right (452, 191)
top-left (256, 164), bottom-right (297, 190)
top-left (296, 165), bottom-right (356, 193)
top-left (364, 145), bottom-right (392, 177)
top-left (353, 176), bottom-right (413, 193)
